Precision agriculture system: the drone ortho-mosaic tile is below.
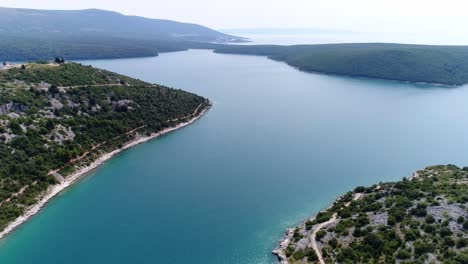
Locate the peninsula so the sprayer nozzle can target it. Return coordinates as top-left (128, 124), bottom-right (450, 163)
top-left (0, 61), bottom-right (211, 237)
top-left (274, 165), bottom-right (468, 264)
top-left (213, 43), bottom-right (468, 86)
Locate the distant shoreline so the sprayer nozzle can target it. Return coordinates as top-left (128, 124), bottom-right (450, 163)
top-left (0, 102), bottom-right (211, 241)
top-left (12, 47), bottom-right (467, 88)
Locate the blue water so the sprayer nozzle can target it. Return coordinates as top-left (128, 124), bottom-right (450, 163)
top-left (1, 50), bottom-right (468, 263)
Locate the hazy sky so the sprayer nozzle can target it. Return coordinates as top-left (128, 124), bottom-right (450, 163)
top-left (0, 0), bottom-right (467, 33)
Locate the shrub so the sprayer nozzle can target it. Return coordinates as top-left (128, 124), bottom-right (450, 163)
top-left (292, 250), bottom-right (305, 260)
top-left (316, 230), bottom-right (326, 241)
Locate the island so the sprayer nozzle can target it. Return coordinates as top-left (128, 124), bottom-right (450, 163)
top-left (274, 165), bottom-right (467, 264)
top-left (0, 61), bottom-right (211, 237)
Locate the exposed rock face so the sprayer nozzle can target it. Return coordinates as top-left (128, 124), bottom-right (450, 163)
top-left (91, 104), bottom-right (101, 112)
top-left (0, 104), bottom-right (8, 115)
top-left (0, 102), bottom-right (29, 115)
top-left (32, 82), bottom-right (51, 91)
top-left (112, 99), bottom-right (132, 108)
top-left (370, 212), bottom-right (388, 226)
top-left (427, 199), bottom-right (467, 232)
top-left (7, 113), bottom-right (20, 119)
top-left (67, 100), bottom-right (80, 108)
top-left (0, 133), bottom-right (15, 143)
top-left (51, 125), bottom-right (75, 145)
top-left (49, 99), bottom-right (64, 110)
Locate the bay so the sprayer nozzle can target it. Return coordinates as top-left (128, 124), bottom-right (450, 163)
top-left (0, 50), bottom-right (468, 263)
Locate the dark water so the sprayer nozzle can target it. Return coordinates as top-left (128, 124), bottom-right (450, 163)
top-left (1, 50), bottom-right (468, 263)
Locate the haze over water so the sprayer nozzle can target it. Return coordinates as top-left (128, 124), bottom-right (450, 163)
top-left (1, 49), bottom-right (468, 263)
top-left (228, 31), bottom-right (468, 45)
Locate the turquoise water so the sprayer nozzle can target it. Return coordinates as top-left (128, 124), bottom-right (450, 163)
top-left (1, 50), bottom-right (468, 263)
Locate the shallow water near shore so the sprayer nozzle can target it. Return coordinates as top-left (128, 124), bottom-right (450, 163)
top-left (1, 50), bottom-right (468, 263)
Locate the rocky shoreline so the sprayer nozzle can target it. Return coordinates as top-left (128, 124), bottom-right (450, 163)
top-left (273, 228), bottom-right (294, 264)
top-left (0, 102), bottom-right (211, 240)
top-left (271, 171), bottom-right (418, 263)
top-left (272, 165), bottom-right (468, 263)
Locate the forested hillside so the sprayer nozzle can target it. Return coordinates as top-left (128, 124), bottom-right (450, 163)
top-left (278, 165), bottom-right (468, 264)
top-left (214, 43), bottom-right (468, 86)
top-left (0, 62), bottom-right (210, 231)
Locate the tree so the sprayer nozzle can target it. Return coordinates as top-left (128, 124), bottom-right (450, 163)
top-left (55, 57), bottom-right (65, 64)
top-left (9, 120), bottom-right (22, 134)
top-left (45, 120), bottom-right (55, 131)
top-left (48, 85), bottom-right (60, 94)
top-left (364, 233), bottom-right (384, 252)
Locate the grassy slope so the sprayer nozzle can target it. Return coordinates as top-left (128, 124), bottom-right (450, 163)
top-left (0, 62), bottom-right (210, 230)
top-left (214, 43), bottom-right (468, 86)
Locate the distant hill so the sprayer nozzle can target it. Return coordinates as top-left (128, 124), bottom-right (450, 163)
top-left (0, 7), bottom-right (243, 61)
top-left (0, 7), bottom-right (244, 43)
top-left (214, 43), bottom-right (468, 86)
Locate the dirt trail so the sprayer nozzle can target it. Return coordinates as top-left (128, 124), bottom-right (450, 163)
top-left (309, 193), bottom-right (363, 264)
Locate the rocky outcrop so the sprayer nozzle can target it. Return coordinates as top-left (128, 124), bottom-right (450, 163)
top-left (273, 228), bottom-right (293, 264)
top-left (49, 99), bottom-right (64, 110)
top-left (0, 102), bottom-right (29, 115)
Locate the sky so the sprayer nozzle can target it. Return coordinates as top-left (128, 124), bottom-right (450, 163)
top-left (0, 0), bottom-right (467, 33)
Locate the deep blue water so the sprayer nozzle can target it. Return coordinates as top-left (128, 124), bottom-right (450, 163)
top-left (1, 50), bottom-right (468, 263)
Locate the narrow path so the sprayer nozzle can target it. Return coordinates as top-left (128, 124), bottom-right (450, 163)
top-left (0, 181), bottom-right (37, 207)
top-left (58, 83), bottom-right (160, 90)
top-left (47, 103), bottom-right (203, 176)
top-left (309, 193), bottom-right (363, 264)
top-left (310, 213), bottom-right (337, 264)
top-left (58, 83), bottom-right (126, 89)
top-left (167, 103), bottom-right (203, 122)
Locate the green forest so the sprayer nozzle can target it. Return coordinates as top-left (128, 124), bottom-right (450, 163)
top-left (5, 41), bottom-right (468, 86)
top-left (0, 62), bottom-right (210, 231)
top-left (214, 43), bottom-right (468, 86)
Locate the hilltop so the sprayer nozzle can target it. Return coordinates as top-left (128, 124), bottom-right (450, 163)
top-left (0, 7), bottom-right (244, 61)
top-left (275, 165), bottom-right (468, 264)
top-left (0, 7), bottom-right (244, 43)
top-left (0, 62), bottom-right (211, 233)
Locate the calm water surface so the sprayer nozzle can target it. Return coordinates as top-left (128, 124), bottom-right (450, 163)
top-left (1, 50), bottom-right (468, 263)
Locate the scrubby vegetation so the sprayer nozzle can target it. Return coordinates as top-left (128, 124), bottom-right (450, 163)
top-left (280, 165), bottom-right (468, 264)
top-left (0, 62), bottom-right (210, 231)
top-left (214, 43), bottom-right (468, 86)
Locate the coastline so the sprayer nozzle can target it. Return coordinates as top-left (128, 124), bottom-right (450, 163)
top-left (0, 103), bottom-right (211, 241)
top-left (272, 198), bottom-right (343, 264)
top-left (272, 170), bottom-right (419, 264)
